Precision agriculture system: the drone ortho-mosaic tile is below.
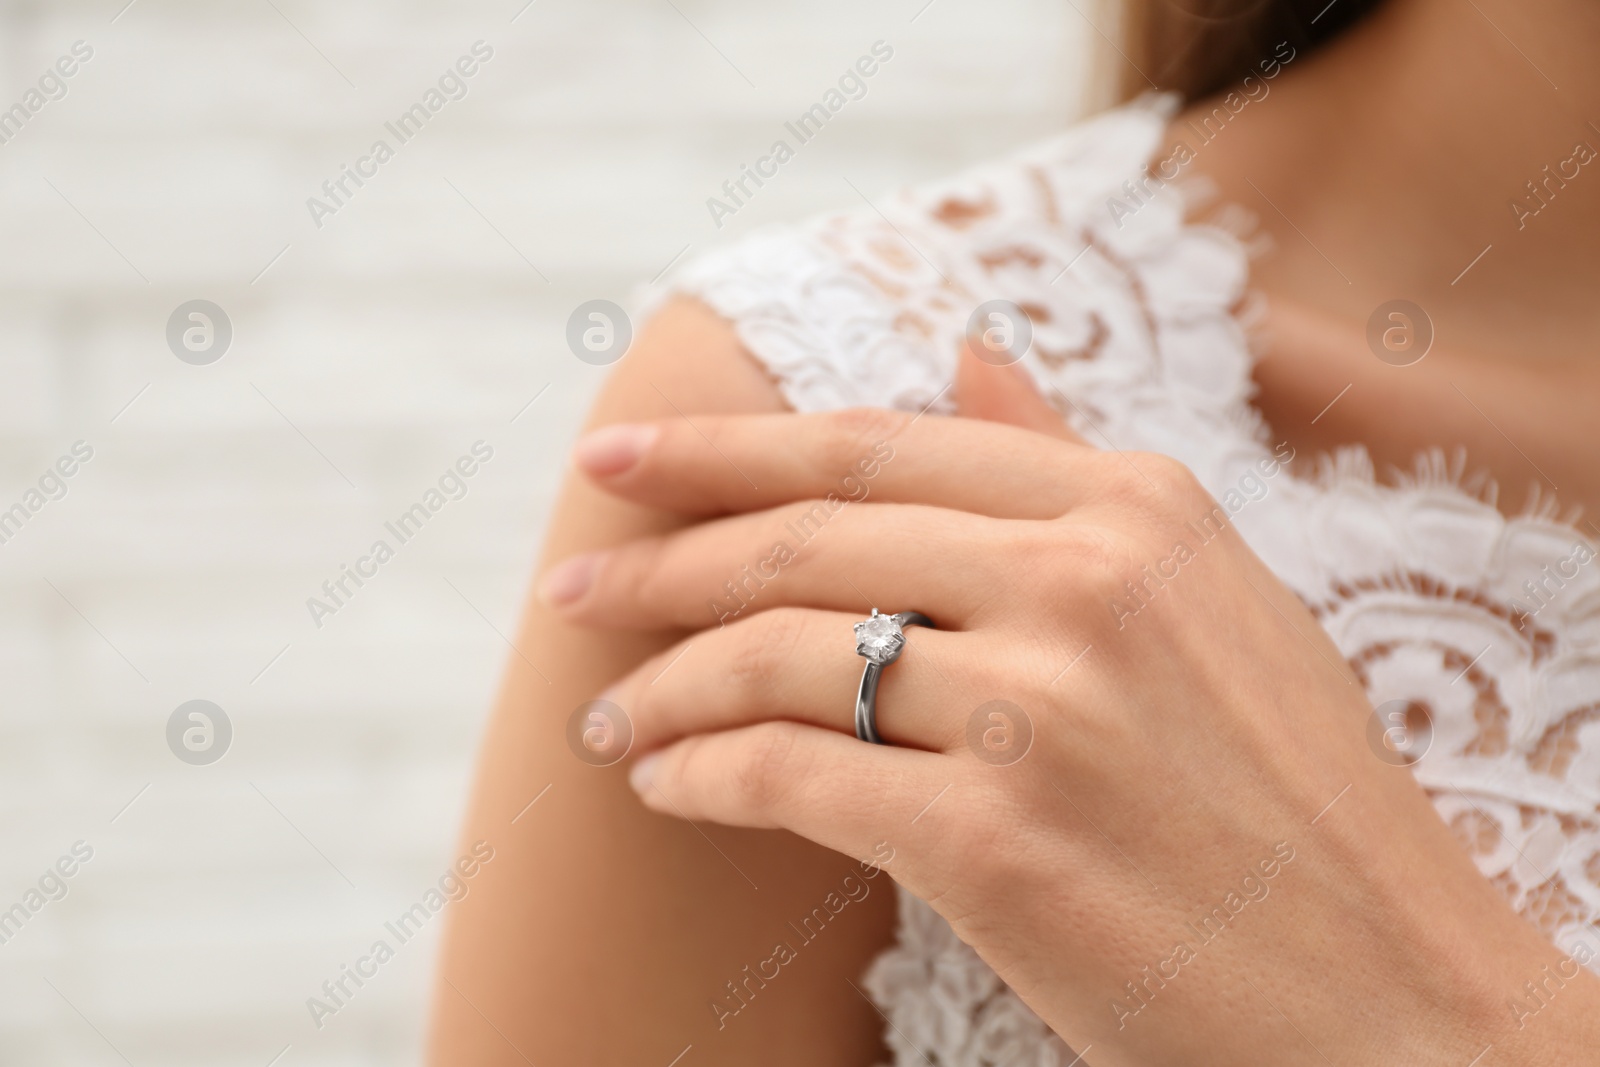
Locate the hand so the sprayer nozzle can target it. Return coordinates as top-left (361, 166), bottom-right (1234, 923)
top-left (540, 396), bottom-right (1600, 1065)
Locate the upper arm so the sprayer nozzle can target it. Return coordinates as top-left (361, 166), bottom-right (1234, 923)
top-left (428, 298), bottom-right (897, 1067)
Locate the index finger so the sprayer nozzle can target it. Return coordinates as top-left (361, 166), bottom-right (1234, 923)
top-left (570, 409), bottom-right (1113, 519)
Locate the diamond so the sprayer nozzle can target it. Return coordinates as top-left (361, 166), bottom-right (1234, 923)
top-left (854, 612), bottom-right (905, 664)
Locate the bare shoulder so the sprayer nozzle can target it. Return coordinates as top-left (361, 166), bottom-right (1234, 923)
top-left (587, 296), bottom-right (787, 429)
top-left (428, 296), bottom-right (896, 1066)
top-left (530, 296), bottom-right (792, 563)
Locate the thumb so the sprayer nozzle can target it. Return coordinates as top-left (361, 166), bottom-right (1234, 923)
top-left (954, 340), bottom-right (1085, 443)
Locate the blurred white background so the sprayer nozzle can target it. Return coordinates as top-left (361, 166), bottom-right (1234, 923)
top-left (0, 1), bottom-right (1086, 1063)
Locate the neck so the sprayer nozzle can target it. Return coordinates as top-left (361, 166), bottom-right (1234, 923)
top-left (1176, 0), bottom-right (1600, 360)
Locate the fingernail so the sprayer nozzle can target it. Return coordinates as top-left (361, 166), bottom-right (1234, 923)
top-left (573, 423), bottom-right (658, 477)
top-left (629, 752), bottom-right (661, 794)
top-left (538, 552), bottom-right (600, 606)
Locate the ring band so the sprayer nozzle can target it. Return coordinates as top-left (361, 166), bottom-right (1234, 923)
top-left (853, 609), bottom-right (935, 744)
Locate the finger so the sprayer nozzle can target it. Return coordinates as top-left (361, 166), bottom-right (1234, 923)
top-left (541, 501), bottom-right (1019, 628)
top-left (610, 607), bottom-right (969, 754)
top-left (628, 720), bottom-right (957, 886)
top-left (570, 408), bottom-right (1112, 519)
top-left (954, 339), bottom-right (1086, 444)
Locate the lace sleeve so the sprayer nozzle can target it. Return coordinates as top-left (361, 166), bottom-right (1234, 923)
top-left (663, 94), bottom-right (1266, 506)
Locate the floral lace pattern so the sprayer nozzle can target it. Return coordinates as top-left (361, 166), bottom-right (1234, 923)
top-left (666, 95), bottom-right (1600, 1065)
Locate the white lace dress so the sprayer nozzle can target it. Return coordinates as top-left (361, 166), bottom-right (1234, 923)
top-left (664, 95), bottom-right (1600, 1066)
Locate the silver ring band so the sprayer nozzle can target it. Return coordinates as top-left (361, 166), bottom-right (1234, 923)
top-left (853, 609), bottom-right (934, 745)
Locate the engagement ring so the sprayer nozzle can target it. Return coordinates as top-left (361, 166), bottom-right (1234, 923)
top-left (854, 609), bottom-right (934, 744)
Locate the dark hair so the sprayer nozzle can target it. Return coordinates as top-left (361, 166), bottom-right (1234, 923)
top-left (1110, 0), bottom-right (1386, 102)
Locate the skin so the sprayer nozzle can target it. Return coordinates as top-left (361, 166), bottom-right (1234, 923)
top-left (430, 0), bottom-right (1600, 1061)
top-left (1179, 0), bottom-right (1600, 519)
top-left (425, 300), bottom-right (902, 1066)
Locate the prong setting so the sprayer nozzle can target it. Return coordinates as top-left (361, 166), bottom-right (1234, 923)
top-left (854, 610), bottom-right (907, 665)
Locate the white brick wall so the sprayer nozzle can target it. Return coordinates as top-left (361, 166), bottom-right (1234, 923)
top-left (0, 1), bottom-right (1086, 1063)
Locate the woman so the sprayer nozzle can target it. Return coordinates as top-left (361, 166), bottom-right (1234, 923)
top-left (430, 0), bottom-right (1600, 1062)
